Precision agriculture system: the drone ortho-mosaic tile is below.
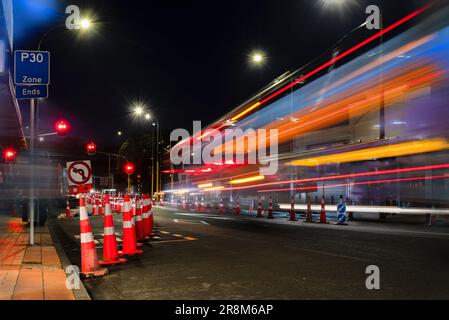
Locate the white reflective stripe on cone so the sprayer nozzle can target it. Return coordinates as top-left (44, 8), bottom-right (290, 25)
top-left (136, 215), bottom-right (142, 221)
top-left (104, 227), bottom-right (115, 236)
top-left (104, 204), bottom-right (112, 215)
top-left (123, 202), bottom-right (132, 212)
top-left (80, 233), bottom-right (94, 243)
top-left (123, 221), bottom-right (133, 228)
top-left (79, 206), bottom-right (89, 220)
top-left (142, 213), bottom-right (149, 219)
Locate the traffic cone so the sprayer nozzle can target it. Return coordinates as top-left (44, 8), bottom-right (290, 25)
top-left (100, 195), bottom-right (126, 266)
top-left (135, 196), bottom-right (145, 241)
top-left (257, 195), bottom-right (262, 218)
top-left (159, 196), bottom-right (164, 207)
top-left (92, 197), bottom-right (98, 216)
top-left (142, 194), bottom-right (151, 239)
top-left (267, 197), bottom-right (274, 219)
top-left (119, 195), bottom-right (143, 256)
top-left (305, 196), bottom-right (314, 223)
top-left (148, 202), bottom-right (155, 237)
top-left (218, 198), bottom-right (224, 214)
top-left (98, 196), bottom-right (104, 216)
top-left (79, 196), bottom-right (108, 277)
top-left (319, 194), bottom-right (328, 224)
top-left (235, 196), bottom-right (241, 216)
top-left (289, 197), bottom-right (297, 221)
top-left (66, 198), bottom-right (72, 218)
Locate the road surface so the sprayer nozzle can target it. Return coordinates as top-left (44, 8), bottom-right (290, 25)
top-left (53, 207), bottom-right (449, 299)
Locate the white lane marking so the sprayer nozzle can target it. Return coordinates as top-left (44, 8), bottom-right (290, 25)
top-left (175, 213), bottom-right (233, 221)
top-left (174, 219), bottom-right (210, 225)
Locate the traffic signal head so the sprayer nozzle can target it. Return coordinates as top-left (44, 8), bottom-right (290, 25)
top-left (86, 142), bottom-right (96, 155)
top-left (55, 120), bottom-right (70, 136)
top-left (123, 162), bottom-right (135, 175)
top-left (3, 149), bottom-right (17, 163)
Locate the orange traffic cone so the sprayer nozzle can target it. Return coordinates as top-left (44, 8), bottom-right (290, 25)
top-left (100, 195), bottom-right (126, 265)
top-left (305, 196), bottom-right (314, 223)
top-left (79, 196), bottom-right (108, 277)
top-left (235, 196), bottom-right (241, 216)
top-left (319, 194), bottom-right (328, 224)
top-left (289, 197), bottom-right (297, 221)
top-left (135, 196), bottom-right (145, 241)
top-left (257, 195), bottom-right (262, 218)
top-left (142, 194), bottom-right (151, 239)
top-left (149, 202), bottom-right (155, 237)
top-left (66, 198), bottom-right (72, 218)
top-left (98, 196), bottom-right (104, 216)
top-left (92, 197), bottom-right (98, 216)
top-left (267, 197), bottom-right (274, 219)
top-left (218, 198), bottom-right (224, 214)
top-left (119, 195), bottom-right (143, 256)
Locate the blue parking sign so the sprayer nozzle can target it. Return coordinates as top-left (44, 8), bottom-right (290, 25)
top-left (14, 50), bottom-right (50, 85)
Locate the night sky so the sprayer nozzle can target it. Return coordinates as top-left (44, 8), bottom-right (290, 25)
top-left (13, 0), bottom-right (429, 147)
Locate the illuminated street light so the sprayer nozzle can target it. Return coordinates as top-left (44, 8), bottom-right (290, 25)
top-left (117, 131), bottom-right (123, 136)
top-left (249, 51), bottom-right (266, 66)
top-left (319, 0), bottom-right (356, 12)
top-left (134, 105), bottom-right (144, 116)
top-left (145, 113), bottom-right (151, 121)
top-left (80, 18), bottom-right (92, 30)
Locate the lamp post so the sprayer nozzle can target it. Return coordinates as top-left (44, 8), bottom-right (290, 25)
top-left (131, 104), bottom-right (161, 198)
top-left (26, 18), bottom-right (94, 246)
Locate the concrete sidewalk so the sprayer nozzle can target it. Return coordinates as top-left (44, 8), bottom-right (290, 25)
top-left (0, 215), bottom-right (75, 300)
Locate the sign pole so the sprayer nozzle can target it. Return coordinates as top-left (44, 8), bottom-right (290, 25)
top-left (29, 98), bottom-right (36, 245)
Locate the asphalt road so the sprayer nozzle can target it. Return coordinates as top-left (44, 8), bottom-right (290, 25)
top-left (53, 207), bottom-right (449, 300)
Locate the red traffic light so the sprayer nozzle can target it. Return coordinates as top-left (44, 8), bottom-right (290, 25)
top-left (3, 149), bottom-right (17, 162)
top-left (55, 120), bottom-right (70, 136)
top-left (123, 163), bottom-right (135, 175)
top-left (86, 142), bottom-right (97, 155)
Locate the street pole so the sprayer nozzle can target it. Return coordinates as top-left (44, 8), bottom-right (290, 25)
top-left (29, 99), bottom-right (36, 245)
top-left (151, 134), bottom-right (155, 197)
top-left (156, 121), bottom-right (160, 194)
top-left (127, 174), bottom-right (131, 194)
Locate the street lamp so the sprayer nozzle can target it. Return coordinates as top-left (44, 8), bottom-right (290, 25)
top-left (79, 18), bottom-right (92, 31)
top-left (26, 16), bottom-right (97, 246)
top-left (249, 51), bottom-right (266, 66)
top-left (130, 103), bottom-right (161, 197)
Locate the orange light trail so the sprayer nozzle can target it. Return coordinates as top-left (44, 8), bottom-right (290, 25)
top-left (257, 174), bottom-right (449, 193)
top-left (289, 139), bottom-right (449, 167)
top-left (206, 163), bottom-right (449, 192)
top-left (228, 5), bottom-right (430, 122)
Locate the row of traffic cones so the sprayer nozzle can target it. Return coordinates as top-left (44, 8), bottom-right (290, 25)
top-left (78, 193), bottom-right (156, 278)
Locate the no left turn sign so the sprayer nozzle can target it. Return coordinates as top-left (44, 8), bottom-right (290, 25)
top-left (66, 160), bottom-right (93, 186)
